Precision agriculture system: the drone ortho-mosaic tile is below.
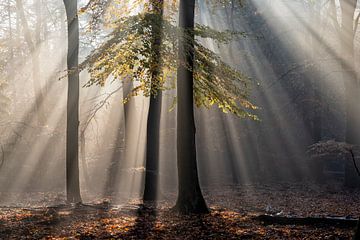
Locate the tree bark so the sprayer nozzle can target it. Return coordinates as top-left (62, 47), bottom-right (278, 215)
top-left (64, 0), bottom-right (82, 203)
top-left (174, 0), bottom-right (208, 214)
top-left (143, 0), bottom-right (164, 202)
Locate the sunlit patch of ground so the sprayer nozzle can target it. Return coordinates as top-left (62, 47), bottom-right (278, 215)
top-left (0, 183), bottom-right (358, 239)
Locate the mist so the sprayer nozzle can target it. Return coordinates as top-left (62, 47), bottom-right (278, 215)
top-left (0, 0), bottom-right (360, 238)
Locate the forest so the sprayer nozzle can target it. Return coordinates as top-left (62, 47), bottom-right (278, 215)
top-left (0, 0), bottom-right (360, 239)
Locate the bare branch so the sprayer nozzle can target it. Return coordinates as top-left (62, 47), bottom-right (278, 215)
top-left (81, 85), bottom-right (123, 135)
top-left (349, 149), bottom-right (360, 176)
top-left (0, 143), bottom-right (4, 169)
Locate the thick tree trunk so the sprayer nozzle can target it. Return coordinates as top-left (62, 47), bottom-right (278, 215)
top-left (174, 0), bottom-right (208, 214)
top-left (143, 94), bottom-right (162, 201)
top-left (64, 0), bottom-right (82, 203)
top-left (143, 0), bottom-right (164, 202)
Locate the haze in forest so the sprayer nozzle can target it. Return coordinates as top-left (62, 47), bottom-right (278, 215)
top-left (0, 0), bottom-right (359, 208)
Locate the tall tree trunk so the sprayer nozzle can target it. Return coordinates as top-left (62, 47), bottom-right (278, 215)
top-left (174, 0), bottom-right (208, 214)
top-left (7, 0), bottom-right (16, 102)
top-left (64, 0), bottom-right (82, 203)
top-left (310, 3), bottom-right (322, 144)
top-left (7, 0), bottom-right (13, 59)
top-left (80, 132), bottom-right (91, 192)
top-left (123, 80), bottom-right (134, 164)
top-left (121, 80), bottom-right (139, 196)
top-left (143, 0), bottom-right (164, 202)
top-left (219, 114), bottom-right (240, 184)
top-left (104, 91), bottom-right (124, 198)
top-left (342, 0), bottom-right (357, 144)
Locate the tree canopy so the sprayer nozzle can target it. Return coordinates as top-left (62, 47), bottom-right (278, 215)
top-left (81, 1), bottom-right (258, 119)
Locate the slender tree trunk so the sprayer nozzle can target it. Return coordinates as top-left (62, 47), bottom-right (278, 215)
top-left (342, 0), bottom-right (357, 144)
top-left (64, 0), bottom-right (82, 203)
top-left (104, 92), bottom-right (124, 197)
top-left (310, 3), bottom-right (322, 144)
top-left (7, 0), bottom-right (13, 59)
top-left (219, 114), bottom-right (240, 184)
top-left (60, 6), bottom-right (66, 38)
top-left (230, 0), bottom-right (235, 31)
top-left (80, 132), bottom-right (91, 192)
top-left (7, 0), bottom-right (17, 102)
top-left (16, 0), bottom-right (46, 126)
top-left (121, 80), bottom-right (139, 196)
top-left (123, 80), bottom-right (134, 161)
top-left (143, 0), bottom-right (164, 202)
top-left (174, 0), bottom-right (208, 214)
top-left (105, 126), bottom-right (123, 197)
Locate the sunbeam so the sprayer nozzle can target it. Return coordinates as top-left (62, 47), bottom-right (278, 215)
top-left (1, 0), bottom-right (360, 238)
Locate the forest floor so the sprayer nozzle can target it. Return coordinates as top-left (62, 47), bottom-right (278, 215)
top-left (0, 183), bottom-right (359, 239)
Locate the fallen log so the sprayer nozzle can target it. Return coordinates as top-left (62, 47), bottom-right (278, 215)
top-left (255, 215), bottom-right (358, 228)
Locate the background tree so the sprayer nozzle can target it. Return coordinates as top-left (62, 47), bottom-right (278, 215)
top-left (341, 0), bottom-right (359, 188)
top-left (82, 0), bottom-right (256, 208)
top-left (63, 0), bottom-right (82, 203)
top-left (330, 0), bottom-right (359, 187)
top-left (16, 0), bottom-right (46, 126)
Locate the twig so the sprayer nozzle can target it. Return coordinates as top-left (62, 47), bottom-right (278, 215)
top-left (81, 85), bottom-right (123, 135)
top-left (349, 149), bottom-right (360, 176)
top-left (0, 143), bottom-right (4, 169)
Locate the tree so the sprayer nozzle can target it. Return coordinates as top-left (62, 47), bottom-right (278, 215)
top-left (82, 2), bottom-right (255, 119)
top-left (340, 0), bottom-right (359, 188)
top-left (143, 0), bottom-right (165, 202)
top-left (306, 1), bottom-right (323, 145)
top-left (340, 0), bottom-right (358, 141)
top-left (16, 0), bottom-right (46, 126)
top-left (0, 0), bottom-right (12, 122)
top-left (173, 0), bottom-right (208, 214)
top-left (330, 0), bottom-right (359, 187)
top-left (82, 0), bottom-right (256, 211)
top-left (63, 0), bottom-right (82, 203)
top-left (307, 140), bottom-right (360, 239)
top-left (0, 79), bottom-right (10, 120)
